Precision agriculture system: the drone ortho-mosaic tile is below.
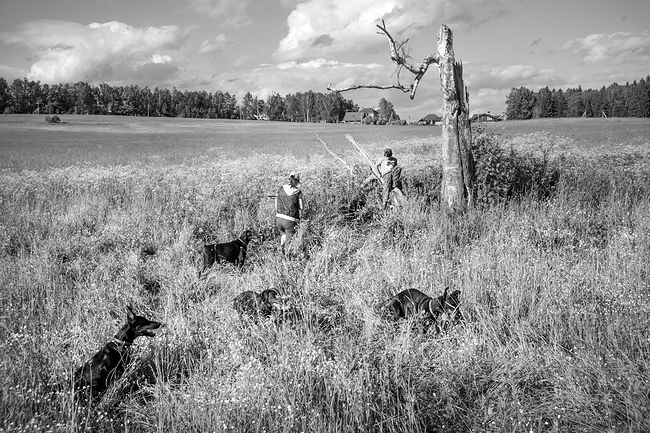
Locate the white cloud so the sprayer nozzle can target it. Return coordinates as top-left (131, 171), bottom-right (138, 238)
top-left (275, 58), bottom-right (383, 70)
top-left (562, 31), bottom-right (650, 63)
top-left (198, 34), bottom-right (230, 54)
top-left (466, 64), bottom-right (562, 90)
top-left (151, 54), bottom-right (173, 64)
top-left (0, 20), bottom-right (183, 84)
top-left (212, 58), bottom-right (387, 100)
top-left (187, 0), bottom-right (252, 26)
top-left (275, 0), bottom-right (508, 61)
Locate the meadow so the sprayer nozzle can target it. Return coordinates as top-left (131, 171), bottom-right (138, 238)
top-left (0, 114), bottom-right (649, 432)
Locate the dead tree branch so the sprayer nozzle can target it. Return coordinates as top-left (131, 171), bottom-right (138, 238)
top-left (327, 83), bottom-right (412, 94)
top-left (328, 20), bottom-right (440, 100)
top-left (315, 134), bottom-right (354, 174)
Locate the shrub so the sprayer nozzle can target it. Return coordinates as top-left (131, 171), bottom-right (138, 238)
top-left (471, 126), bottom-right (561, 207)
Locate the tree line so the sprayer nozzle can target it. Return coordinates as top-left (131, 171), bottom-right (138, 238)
top-left (0, 77), bottom-right (358, 122)
top-left (506, 76), bottom-right (650, 119)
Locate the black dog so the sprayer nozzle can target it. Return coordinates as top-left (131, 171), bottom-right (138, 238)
top-left (436, 288), bottom-right (464, 331)
top-left (233, 288), bottom-right (282, 321)
top-left (380, 287), bottom-right (463, 332)
top-left (74, 306), bottom-right (161, 401)
top-left (203, 229), bottom-right (253, 271)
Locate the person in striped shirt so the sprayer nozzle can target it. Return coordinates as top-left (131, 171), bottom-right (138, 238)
top-left (275, 172), bottom-right (303, 255)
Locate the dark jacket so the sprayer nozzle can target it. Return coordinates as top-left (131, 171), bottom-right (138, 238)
top-left (276, 185), bottom-right (302, 221)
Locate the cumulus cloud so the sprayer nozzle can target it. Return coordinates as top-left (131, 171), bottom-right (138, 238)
top-left (562, 31), bottom-right (650, 62)
top-left (465, 64), bottom-right (562, 91)
top-left (198, 34), bottom-right (230, 54)
top-left (0, 20), bottom-right (183, 84)
top-left (186, 0), bottom-right (252, 26)
top-left (213, 58), bottom-right (386, 100)
top-left (275, 0), bottom-right (508, 61)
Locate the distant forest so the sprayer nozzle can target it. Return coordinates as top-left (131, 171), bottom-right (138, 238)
top-left (0, 76), bottom-right (357, 122)
top-left (506, 76), bottom-right (650, 119)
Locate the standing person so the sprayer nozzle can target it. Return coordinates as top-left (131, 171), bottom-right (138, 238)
top-left (275, 172), bottom-right (303, 255)
top-left (361, 148), bottom-right (403, 208)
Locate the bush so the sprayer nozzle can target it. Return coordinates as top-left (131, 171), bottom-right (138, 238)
top-left (45, 115), bottom-right (61, 124)
top-left (471, 127), bottom-right (561, 207)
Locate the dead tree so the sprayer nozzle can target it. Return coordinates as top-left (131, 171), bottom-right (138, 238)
top-left (329, 22), bottom-right (475, 211)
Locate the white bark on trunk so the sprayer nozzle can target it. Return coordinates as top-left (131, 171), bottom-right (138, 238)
top-left (438, 25), bottom-right (474, 211)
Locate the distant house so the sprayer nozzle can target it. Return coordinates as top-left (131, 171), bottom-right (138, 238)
top-left (471, 113), bottom-right (500, 122)
top-left (342, 111), bottom-right (363, 123)
top-left (359, 107), bottom-right (378, 120)
top-left (416, 113), bottom-right (442, 125)
top-left (342, 108), bottom-right (378, 123)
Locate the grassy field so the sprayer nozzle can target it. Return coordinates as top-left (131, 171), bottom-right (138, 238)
top-left (0, 115), bottom-right (649, 432)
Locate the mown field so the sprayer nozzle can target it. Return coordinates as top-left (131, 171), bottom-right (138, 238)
top-left (0, 115), bottom-right (649, 432)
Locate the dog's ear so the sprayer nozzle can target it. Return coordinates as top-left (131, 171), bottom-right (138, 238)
top-left (447, 290), bottom-right (461, 308)
top-left (126, 305), bottom-right (136, 323)
top-left (427, 297), bottom-right (443, 317)
top-left (261, 289), bottom-right (279, 303)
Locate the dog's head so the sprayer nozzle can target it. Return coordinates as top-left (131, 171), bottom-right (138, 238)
top-left (417, 287), bottom-right (448, 321)
top-left (260, 288), bottom-right (281, 305)
top-left (239, 229), bottom-right (254, 245)
top-left (126, 305), bottom-right (162, 338)
top-left (444, 289), bottom-right (461, 310)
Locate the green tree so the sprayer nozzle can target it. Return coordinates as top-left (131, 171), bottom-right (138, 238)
top-left (74, 81), bottom-right (96, 114)
top-left (565, 87), bottom-right (584, 117)
top-left (505, 87), bottom-right (536, 119)
top-left (284, 93), bottom-right (300, 122)
top-left (378, 97), bottom-right (396, 122)
top-left (609, 84), bottom-right (627, 117)
top-left (0, 77), bottom-right (10, 113)
top-left (241, 92), bottom-right (254, 120)
top-left (533, 87), bottom-right (552, 118)
top-left (265, 92), bottom-right (286, 121)
top-left (551, 89), bottom-right (567, 117)
top-left (9, 78), bottom-right (31, 113)
top-left (627, 80), bottom-right (650, 117)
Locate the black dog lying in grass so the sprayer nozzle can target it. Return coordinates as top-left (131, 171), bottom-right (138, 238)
top-left (380, 287), bottom-right (463, 332)
top-left (203, 229), bottom-right (254, 271)
top-left (74, 306), bottom-right (161, 401)
top-left (233, 289), bottom-right (338, 332)
top-left (233, 289), bottom-right (283, 322)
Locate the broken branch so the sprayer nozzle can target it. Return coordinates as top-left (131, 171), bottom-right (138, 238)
top-left (329, 20), bottom-right (440, 100)
top-left (327, 83), bottom-right (412, 94)
top-left (315, 134), bottom-right (354, 175)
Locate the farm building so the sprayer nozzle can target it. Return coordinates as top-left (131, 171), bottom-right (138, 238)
top-left (416, 113), bottom-right (442, 125)
top-left (359, 107), bottom-right (378, 120)
top-left (342, 108), bottom-right (378, 123)
top-left (471, 113), bottom-right (501, 122)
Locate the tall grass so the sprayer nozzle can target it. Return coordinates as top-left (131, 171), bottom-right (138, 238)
top-left (0, 125), bottom-right (649, 432)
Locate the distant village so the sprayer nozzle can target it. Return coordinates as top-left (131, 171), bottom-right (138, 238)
top-left (342, 108), bottom-right (507, 125)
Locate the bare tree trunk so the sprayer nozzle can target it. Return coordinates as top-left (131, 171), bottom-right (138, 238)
top-left (438, 26), bottom-right (474, 211)
top-left (328, 22), bottom-right (475, 212)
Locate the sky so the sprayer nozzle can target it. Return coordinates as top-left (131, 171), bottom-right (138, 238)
top-left (0, 0), bottom-right (648, 121)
